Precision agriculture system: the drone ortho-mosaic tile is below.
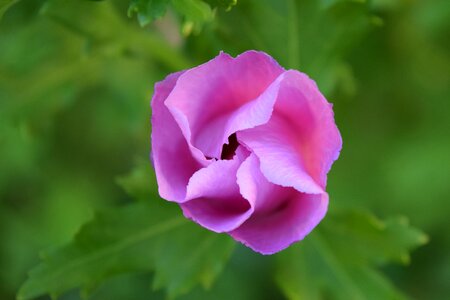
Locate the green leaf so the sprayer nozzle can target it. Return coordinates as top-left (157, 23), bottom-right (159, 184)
top-left (171, 0), bottom-right (213, 35)
top-left (39, 0), bottom-right (190, 69)
top-left (127, 0), bottom-right (228, 31)
top-left (275, 210), bottom-right (428, 300)
top-left (128, 0), bottom-right (170, 26)
top-left (116, 159), bottom-right (159, 201)
top-left (203, 0), bottom-right (237, 11)
top-left (319, 0), bottom-right (366, 10)
top-left (197, 0), bottom-right (373, 96)
top-left (0, 0), bottom-right (19, 20)
top-left (17, 200), bottom-right (235, 300)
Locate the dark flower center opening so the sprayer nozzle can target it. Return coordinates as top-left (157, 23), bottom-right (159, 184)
top-left (221, 133), bottom-right (239, 160)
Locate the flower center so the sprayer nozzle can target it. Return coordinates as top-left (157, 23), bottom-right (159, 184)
top-left (221, 133), bottom-right (239, 160)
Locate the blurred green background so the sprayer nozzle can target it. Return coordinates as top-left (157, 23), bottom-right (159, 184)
top-left (0, 0), bottom-right (449, 299)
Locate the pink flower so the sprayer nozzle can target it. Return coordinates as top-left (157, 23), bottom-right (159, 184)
top-left (151, 51), bottom-right (342, 254)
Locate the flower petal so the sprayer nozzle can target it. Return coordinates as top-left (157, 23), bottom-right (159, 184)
top-left (181, 147), bottom-right (253, 232)
top-left (231, 153), bottom-right (328, 254)
top-left (151, 72), bottom-right (207, 202)
top-left (165, 51), bottom-right (284, 159)
top-left (237, 70), bottom-right (342, 193)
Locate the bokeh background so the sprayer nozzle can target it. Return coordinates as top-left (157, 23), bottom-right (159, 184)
top-left (0, 0), bottom-right (449, 299)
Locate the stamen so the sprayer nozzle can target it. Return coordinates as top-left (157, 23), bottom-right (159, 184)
top-left (221, 133), bottom-right (239, 160)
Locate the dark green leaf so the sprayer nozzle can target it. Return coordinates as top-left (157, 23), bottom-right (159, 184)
top-left (116, 159), bottom-right (159, 201)
top-left (0, 0), bottom-right (19, 20)
top-left (275, 210), bottom-right (428, 300)
top-left (128, 0), bottom-right (170, 26)
top-left (17, 200), bottom-right (235, 300)
top-left (319, 0), bottom-right (359, 9)
top-left (198, 0), bottom-right (373, 95)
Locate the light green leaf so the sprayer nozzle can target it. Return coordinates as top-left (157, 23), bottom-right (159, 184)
top-left (204, 0), bottom-right (237, 11)
top-left (275, 210), bottom-right (428, 300)
top-left (17, 200), bottom-right (235, 300)
top-left (171, 0), bottom-right (213, 35)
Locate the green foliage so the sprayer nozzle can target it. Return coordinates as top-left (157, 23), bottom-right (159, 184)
top-left (171, 0), bottom-right (213, 35)
top-left (39, 0), bottom-right (190, 69)
top-left (127, 0), bottom-right (237, 32)
top-left (204, 0), bottom-right (236, 11)
top-left (116, 159), bottom-right (160, 201)
top-left (1, 0), bottom-right (448, 300)
top-left (128, 0), bottom-right (170, 26)
top-left (17, 159), bottom-right (428, 300)
top-left (186, 0), bottom-right (374, 96)
top-left (17, 200), bottom-right (235, 300)
top-left (0, 0), bottom-right (19, 19)
top-left (276, 211), bottom-right (428, 300)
